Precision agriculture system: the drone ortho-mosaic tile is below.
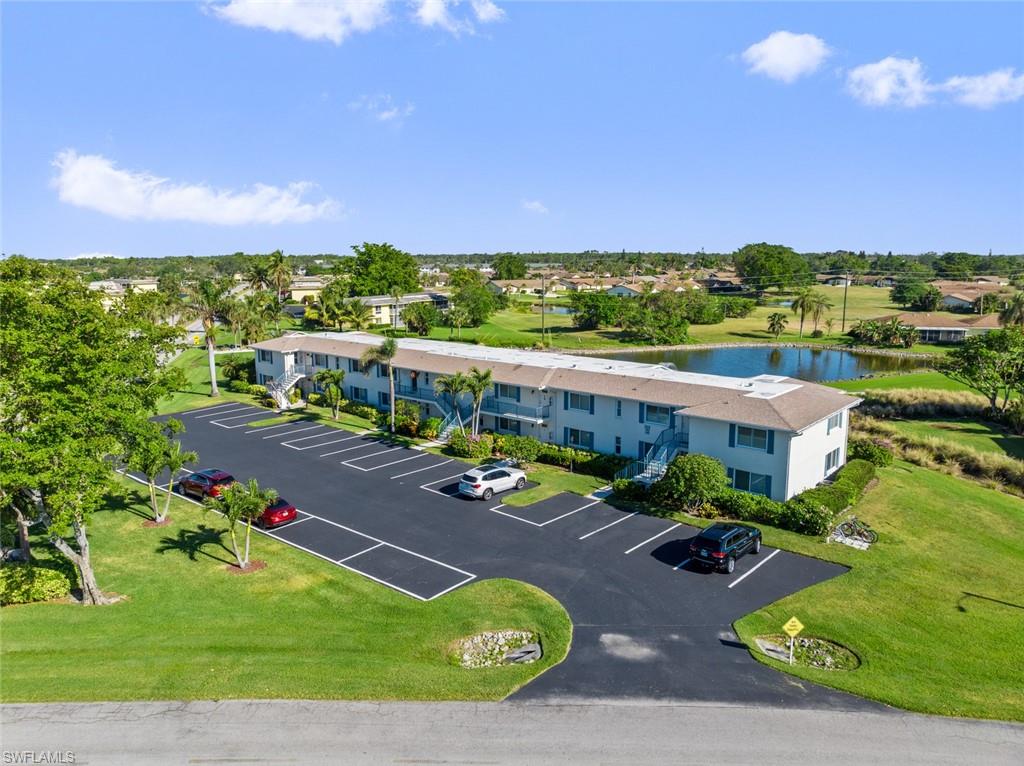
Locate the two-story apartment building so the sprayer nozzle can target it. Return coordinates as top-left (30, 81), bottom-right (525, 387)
top-left (251, 332), bottom-right (861, 501)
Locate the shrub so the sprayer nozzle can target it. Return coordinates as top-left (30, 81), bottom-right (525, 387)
top-left (393, 400), bottom-right (420, 437)
top-left (307, 392), bottom-right (325, 407)
top-left (494, 434), bottom-right (542, 463)
top-left (419, 416), bottom-right (443, 440)
top-left (713, 489), bottom-right (783, 526)
top-left (340, 400), bottom-right (379, 422)
top-left (777, 497), bottom-right (835, 536)
top-left (248, 384), bottom-right (267, 397)
top-left (448, 431), bottom-right (495, 460)
top-left (837, 459), bottom-right (876, 492)
top-left (0, 565), bottom-right (71, 605)
top-left (226, 379), bottom-right (250, 393)
top-left (612, 478), bottom-right (648, 500)
top-left (653, 454), bottom-right (730, 511)
top-left (531, 443), bottom-right (628, 479)
top-left (857, 389), bottom-right (991, 420)
top-left (848, 437), bottom-right (894, 467)
top-left (810, 329), bottom-right (824, 338)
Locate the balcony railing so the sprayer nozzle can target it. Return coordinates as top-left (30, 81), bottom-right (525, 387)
top-left (394, 383), bottom-right (435, 401)
top-left (480, 396), bottom-right (550, 421)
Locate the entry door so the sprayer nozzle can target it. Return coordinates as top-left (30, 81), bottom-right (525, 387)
top-left (638, 441), bottom-right (655, 459)
top-left (283, 353), bottom-right (295, 374)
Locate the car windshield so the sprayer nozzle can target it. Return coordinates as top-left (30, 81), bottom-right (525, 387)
top-left (268, 498), bottom-right (289, 510)
top-left (695, 535), bottom-right (723, 551)
top-left (216, 474), bottom-right (235, 483)
top-left (461, 474), bottom-right (477, 483)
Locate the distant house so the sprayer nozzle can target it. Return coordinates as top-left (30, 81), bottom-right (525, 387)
top-left (288, 276), bottom-right (327, 303)
top-left (358, 292), bottom-right (450, 328)
top-left (972, 275), bottom-right (1010, 286)
top-left (486, 279), bottom-right (562, 297)
top-left (929, 281), bottom-right (1008, 312)
top-left (872, 312), bottom-right (1002, 344)
top-left (698, 275), bottom-right (745, 293)
top-left (817, 274), bottom-right (854, 287)
top-left (867, 276), bottom-right (897, 288)
top-left (605, 282), bottom-right (651, 297)
top-left (114, 277), bottom-right (159, 292)
top-left (556, 277), bottom-right (604, 293)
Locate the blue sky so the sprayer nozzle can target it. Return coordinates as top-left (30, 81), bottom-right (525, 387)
top-left (2, 1), bottom-right (1023, 259)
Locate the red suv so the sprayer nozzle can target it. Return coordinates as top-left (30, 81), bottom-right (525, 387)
top-left (259, 498), bottom-right (297, 528)
top-left (179, 469), bottom-right (236, 499)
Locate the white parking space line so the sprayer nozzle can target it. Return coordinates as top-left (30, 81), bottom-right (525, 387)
top-left (538, 499), bottom-right (602, 527)
top-left (341, 446), bottom-right (404, 463)
top-left (244, 422), bottom-right (307, 435)
top-left (120, 469), bottom-right (474, 601)
top-left (319, 440), bottom-right (387, 457)
top-left (391, 459), bottom-right (452, 479)
top-left (281, 427), bottom-right (330, 445)
top-left (674, 557), bottom-right (691, 571)
top-left (578, 511), bottom-right (639, 540)
top-left (419, 472), bottom-right (465, 496)
top-left (263, 425), bottom-right (322, 440)
top-left (341, 448), bottom-right (401, 469)
top-left (193, 406), bottom-right (256, 419)
top-left (337, 542), bottom-right (384, 563)
top-left (187, 402), bottom-right (248, 416)
top-left (286, 432), bottom-right (369, 451)
top-left (281, 429), bottom-right (344, 444)
top-left (211, 410), bottom-right (269, 428)
top-left (489, 506), bottom-right (544, 527)
top-left (277, 515), bottom-right (315, 529)
top-left (624, 523), bottom-right (681, 554)
top-left (727, 549), bottom-right (780, 589)
top-left (348, 452), bottom-right (429, 473)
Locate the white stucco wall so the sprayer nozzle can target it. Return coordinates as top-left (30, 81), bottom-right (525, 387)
top-left (785, 407), bottom-right (852, 498)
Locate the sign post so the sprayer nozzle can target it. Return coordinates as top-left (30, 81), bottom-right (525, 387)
top-left (782, 616), bottom-right (804, 666)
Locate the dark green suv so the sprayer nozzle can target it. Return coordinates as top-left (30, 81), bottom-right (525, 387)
top-left (689, 523), bottom-right (762, 574)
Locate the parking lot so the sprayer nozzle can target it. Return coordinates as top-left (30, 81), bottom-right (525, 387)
top-left (140, 402), bottom-right (874, 708)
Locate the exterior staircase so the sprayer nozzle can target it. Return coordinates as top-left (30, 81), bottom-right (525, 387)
top-left (614, 428), bottom-right (689, 484)
top-left (267, 364), bottom-right (313, 410)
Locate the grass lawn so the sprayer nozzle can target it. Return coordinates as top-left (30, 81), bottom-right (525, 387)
top-left (243, 403), bottom-right (378, 434)
top-left (886, 418), bottom-right (1024, 460)
top-left (732, 462), bottom-right (1024, 721)
top-left (501, 465), bottom-right (607, 507)
top-left (826, 370), bottom-right (973, 393)
top-left (157, 348), bottom-right (256, 415)
top-left (0, 480), bottom-right (572, 703)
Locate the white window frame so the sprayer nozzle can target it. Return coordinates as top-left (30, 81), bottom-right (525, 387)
top-left (733, 469), bottom-right (770, 497)
top-left (568, 392), bottom-right (592, 412)
top-left (645, 404), bottom-right (671, 426)
top-left (826, 412), bottom-right (843, 434)
top-left (825, 447), bottom-right (841, 476)
top-left (567, 428), bottom-right (594, 450)
top-left (496, 383), bottom-right (520, 401)
top-left (496, 417), bottom-right (521, 435)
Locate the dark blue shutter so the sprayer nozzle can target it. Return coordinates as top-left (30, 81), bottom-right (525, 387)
top-left (639, 402), bottom-right (645, 423)
top-left (670, 411), bottom-right (676, 430)
top-left (515, 386), bottom-right (521, 402)
top-left (728, 424), bottom-right (736, 448)
top-left (764, 475), bottom-right (773, 499)
top-left (727, 467), bottom-right (735, 484)
top-left (589, 395), bottom-right (594, 415)
top-left (563, 391), bottom-right (569, 410)
top-left (563, 427), bottom-right (569, 446)
top-left (767, 430), bottom-right (775, 455)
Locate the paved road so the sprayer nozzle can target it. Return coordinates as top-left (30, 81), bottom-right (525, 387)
top-left (158, 407), bottom-right (871, 709)
top-left (3, 700), bottom-right (1022, 765)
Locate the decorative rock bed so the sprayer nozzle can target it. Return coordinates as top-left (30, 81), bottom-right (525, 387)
top-left (455, 630), bottom-right (541, 668)
top-left (756, 635), bottom-right (860, 671)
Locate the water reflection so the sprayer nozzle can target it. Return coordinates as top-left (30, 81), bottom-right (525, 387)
top-left (596, 346), bottom-right (926, 382)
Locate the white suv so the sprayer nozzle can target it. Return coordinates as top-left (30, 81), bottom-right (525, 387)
top-left (458, 464), bottom-right (527, 500)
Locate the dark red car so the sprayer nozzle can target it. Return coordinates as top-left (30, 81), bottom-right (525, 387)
top-left (179, 469), bottom-right (236, 499)
top-left (259, 498), bottom-right (297, 528)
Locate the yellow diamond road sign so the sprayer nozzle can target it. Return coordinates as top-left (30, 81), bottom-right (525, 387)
top-left (783, 617), bottom-right (804, 638)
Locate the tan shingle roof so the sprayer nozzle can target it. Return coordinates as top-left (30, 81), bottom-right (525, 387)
top-left (252, 332), bottom-right (859, 432)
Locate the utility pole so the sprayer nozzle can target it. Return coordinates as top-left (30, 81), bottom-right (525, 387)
top-left (841, 271), bottom-right (850, 333)
top-left (541, 274), bottom-right (546, 346)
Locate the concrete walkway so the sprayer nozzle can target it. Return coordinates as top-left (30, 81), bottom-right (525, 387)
top-left (3, 700), bottom-right (1021, 765)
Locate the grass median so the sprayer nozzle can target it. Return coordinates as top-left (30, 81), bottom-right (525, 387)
top-left (0, 479), bottom-right (572, 703)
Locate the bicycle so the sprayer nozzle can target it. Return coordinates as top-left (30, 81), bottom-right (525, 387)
top-left (837, 516), bottom-right (878, 544)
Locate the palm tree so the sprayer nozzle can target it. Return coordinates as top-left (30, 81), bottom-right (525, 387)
top-left (767, 312), bottom-right (788, 340)
top-left (789, 287), bottom-right (817, 339)
top-left (360, 338), bottom-right (398, 432)
top-left (314, 369), bottom-right (346, 419)
top-left (464, 366), bottom-right (493, 436)
top-left (824, 317), bottom-right (836, 337)
top-left (446, 305), bottom-right (470, 339)
top-left (390, 287), bottom-right (403, 334)
top-left (999, 292), bottom-right (1024, 327)
top-left (224, 297), bottom-right (246, 348)
top-left (810, 294), bottom-right (835, 335)
top-left (245, 259), bottom-right (270, 293)
top-left (266, 250), bottom-right (291, 332)
top-left (206, 479), bottom-right (278, 570)
top-left (433, 372), bottom-right (469, 435)
top-left (185, 279), bottom-right (231, 396)
top-left (162, 440), bottom-right (198, 523)
top-left (342, 299), bottom-right (373, 331)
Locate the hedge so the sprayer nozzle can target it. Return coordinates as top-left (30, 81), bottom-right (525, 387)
top-left (848, 437), bottom-right (894, 467)
top-left (0, 565), bottom-right (71, 606)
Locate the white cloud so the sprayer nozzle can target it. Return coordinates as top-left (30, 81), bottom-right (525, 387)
top-left (941, 68), bottom-right (1024, 109)
top-left (414, 0), bottom-right (503, 35)
top-left (741, 31), bottom-right (831, 83)
top-left (521, 199), bottom-right (548, 215)
top-left (208, 0), bottom-right (390, 44)
top-left (52, 150), bottom-right (339, 225)
top-left (470, 0), bottom-right (504, 24)
top-left (348, 93), bottom-right (415, 123)
top-left (846, 56), bottom-right (932, 107)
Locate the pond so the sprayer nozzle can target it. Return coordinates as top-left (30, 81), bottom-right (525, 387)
top-left (533, 304), bottom-right (576, 315)
top-left (595, 346), bottom-right (928, 382)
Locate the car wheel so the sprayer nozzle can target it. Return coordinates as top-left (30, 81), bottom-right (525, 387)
top-left (515, 477), bottom-right (526, 490)
top-left (482, 488), bottom-right (494, 501)
top-left (753, 538), bottom-right (761, 554)
top-left (725, 556), bottom-right (736, 574)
